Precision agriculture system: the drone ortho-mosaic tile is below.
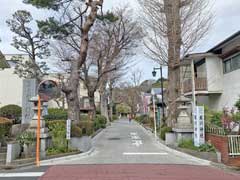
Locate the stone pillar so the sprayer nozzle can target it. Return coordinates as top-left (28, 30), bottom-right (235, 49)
top-left (28, 96), bottom-right (49, 159)
top-left (22, 79), bottom-right (37, 124)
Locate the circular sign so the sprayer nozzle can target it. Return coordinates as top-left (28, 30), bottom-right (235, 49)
top-left (38, 80), bottom-right (60, 101)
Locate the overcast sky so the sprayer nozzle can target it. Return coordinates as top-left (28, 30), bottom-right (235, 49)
top-left (1, 0), bottom-right (240, 81)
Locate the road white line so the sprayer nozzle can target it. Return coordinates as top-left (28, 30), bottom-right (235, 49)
top-left (123, 152), bottom-right (168, 155)
top-left (0, 172), bottom-right (44, 177)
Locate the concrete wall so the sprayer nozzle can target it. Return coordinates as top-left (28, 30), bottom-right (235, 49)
top-left (205, 56), bottom-right (223, 93)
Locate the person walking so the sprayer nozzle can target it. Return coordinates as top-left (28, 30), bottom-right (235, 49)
top-left (128, 114), bottom-right (132, 123)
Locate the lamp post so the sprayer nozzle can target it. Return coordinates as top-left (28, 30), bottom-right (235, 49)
top-left (152, 66), bottom-right (165, 119)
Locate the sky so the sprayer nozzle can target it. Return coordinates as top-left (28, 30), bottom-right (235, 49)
top-left (1, 0), bottom-right (240, 81)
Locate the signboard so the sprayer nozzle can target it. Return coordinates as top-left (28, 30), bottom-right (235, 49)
top-left (66, 119), bottom-right (71, 140)
top-left (194, 106), bottom-right (205, 147)
top-left (38, 80), bottom-right (60, 101)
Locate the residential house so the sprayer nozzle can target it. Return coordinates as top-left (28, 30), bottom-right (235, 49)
top-left (0, 53), bottom-right (100, 112)
top-left (181, 31), bottom-right (240, 111)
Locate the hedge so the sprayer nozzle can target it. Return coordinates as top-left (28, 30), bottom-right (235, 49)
top-left (0, 117), bottom-right (13, 142)
top-left (0, 105), bottom-right (21, 124)
top-left (46, 120), bottom-right (94, 137)
top-left (93, 115), bottom-right (107, 131)
top-left (44, 108), bottom-right (67, 121)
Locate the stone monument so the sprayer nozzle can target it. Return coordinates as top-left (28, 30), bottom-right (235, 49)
top-left (22, 79), bottom-right (37, 124)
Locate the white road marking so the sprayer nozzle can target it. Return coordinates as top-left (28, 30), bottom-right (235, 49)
top-left (123, 152), bottom-right (168, 155)
top-left (130, 132), bottom-right (143, 147)
top-left (0, 172), bottom-right (44, 177)
top-left (132, 140), bottom-right (143, 147)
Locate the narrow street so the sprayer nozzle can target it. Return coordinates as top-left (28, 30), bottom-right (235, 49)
top-left (1, 119), bottom-right (240, 179)
top-left (45, 119), bottom-right (208, 165)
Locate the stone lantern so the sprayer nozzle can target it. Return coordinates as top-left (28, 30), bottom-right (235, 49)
top-left (172, 95), bottom-right (193, 142)
top-left (27, 96), bottom-right (49, 158)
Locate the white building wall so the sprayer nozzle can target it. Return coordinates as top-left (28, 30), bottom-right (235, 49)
top-left (0, 54), bottom-right (29, 107)
top-left (205, 56), bottom-right (223, 93)
top-left (213, 69), bottom-right (240, 110)
top-left (0, 68), bottom-right (23, 107)
top-left (198, 61), bottom-right (240, 111)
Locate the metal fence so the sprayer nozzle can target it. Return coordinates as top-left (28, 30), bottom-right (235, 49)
top-left (228, 135), bottom-right (240, 156)
top-left (205, 125), bottom-right (226, 136)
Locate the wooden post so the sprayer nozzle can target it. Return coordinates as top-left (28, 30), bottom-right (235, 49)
top-left (191, 60), bottom-right (196, 121)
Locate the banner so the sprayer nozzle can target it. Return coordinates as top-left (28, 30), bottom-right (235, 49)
top-left (194, 106), bottom-right (205, 147)
top-left (66, 119), bottom-right (71, 140)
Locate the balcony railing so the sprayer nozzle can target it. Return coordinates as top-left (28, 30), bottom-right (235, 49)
top-left (183, 77), bottom-right (207, 94)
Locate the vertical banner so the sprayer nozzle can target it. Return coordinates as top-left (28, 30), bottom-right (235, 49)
top-left (194, 106), bottom-right (205, 147)
top-left (66, 119), bottom-right (71, 140)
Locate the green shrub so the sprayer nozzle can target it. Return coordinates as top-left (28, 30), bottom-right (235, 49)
top-left (71, 125), bottom-right (82, 137)
top-left (80, 114), bottom-right (89, 121)
top-left (235, 96), bottom-right (240, 111)
top-left (48, 120), bottom-right (68, 151)
top-left (93, 115), bottom-right (107, 131)
top-left (232, 112), bottom-right (240, 122)
top-left (112, 115), bottom-right (118, 121)
top-left (135, 114), bottom-right (150, 124)
top-left (204, 106), bottom-right (222, 127)
top-left (78, 121), bottom-right (94, 136)
top-left (199, 143), bottom-right (216, 152)
top-left (46, 120), bottom-right (65, 129)
top-left (0, 105), bottom-right (21, 124)
top-left (160, 126), bottom-right (172, 140)
top-left (0, 117), bottom-right (12, 143)
top-left (178, 139), bottom-right (198, 150)
top-left (44, 108), bottom-right (67, 121)
top-left (16, 131), bottom-right (35, 146)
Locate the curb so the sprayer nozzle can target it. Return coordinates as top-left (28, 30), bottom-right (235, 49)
top-left (137, 121), bottom-right (211, 166)
top-left (40, 147), bottom-right (95, 166)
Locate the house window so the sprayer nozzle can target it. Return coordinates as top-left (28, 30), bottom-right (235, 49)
top-left (224, 59), bottom-right (231, 73)
top-left (232, 54), bottom-right (240, 71)
top-left (223, 53), bottom-right (240, 74)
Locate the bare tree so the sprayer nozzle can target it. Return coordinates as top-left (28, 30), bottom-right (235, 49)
top-left (138, 0), bottom-right (213, 125)
top-left (79, 7), bottom-right (142, 120)
top-left (115, 69), bottom-right (143, 117)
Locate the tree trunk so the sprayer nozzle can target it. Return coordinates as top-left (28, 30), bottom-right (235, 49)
top-left (100, 92), bottom-right (110, 124)
top-left (88, 91), bottom-right (96, 117)
top-left (109, 83), bottom-right (113, 121)
top-left (65, 89), bottom-right (80, 125)
top-left (63, 1), bottom-right (102, 124)
top-left (164, 0), bottom-right (181, 127)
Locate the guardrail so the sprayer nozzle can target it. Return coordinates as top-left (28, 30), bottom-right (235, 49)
top-left (228, 135), bottom-right (240, 156)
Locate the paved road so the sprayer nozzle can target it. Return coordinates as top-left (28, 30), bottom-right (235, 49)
top-left (0, 119), bottom-right (240, 180)
top-left (46, 119), bottom-right (207, 165)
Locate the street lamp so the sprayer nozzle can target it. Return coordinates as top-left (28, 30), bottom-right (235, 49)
top-left (152, 66), bottom-right (165, 119)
